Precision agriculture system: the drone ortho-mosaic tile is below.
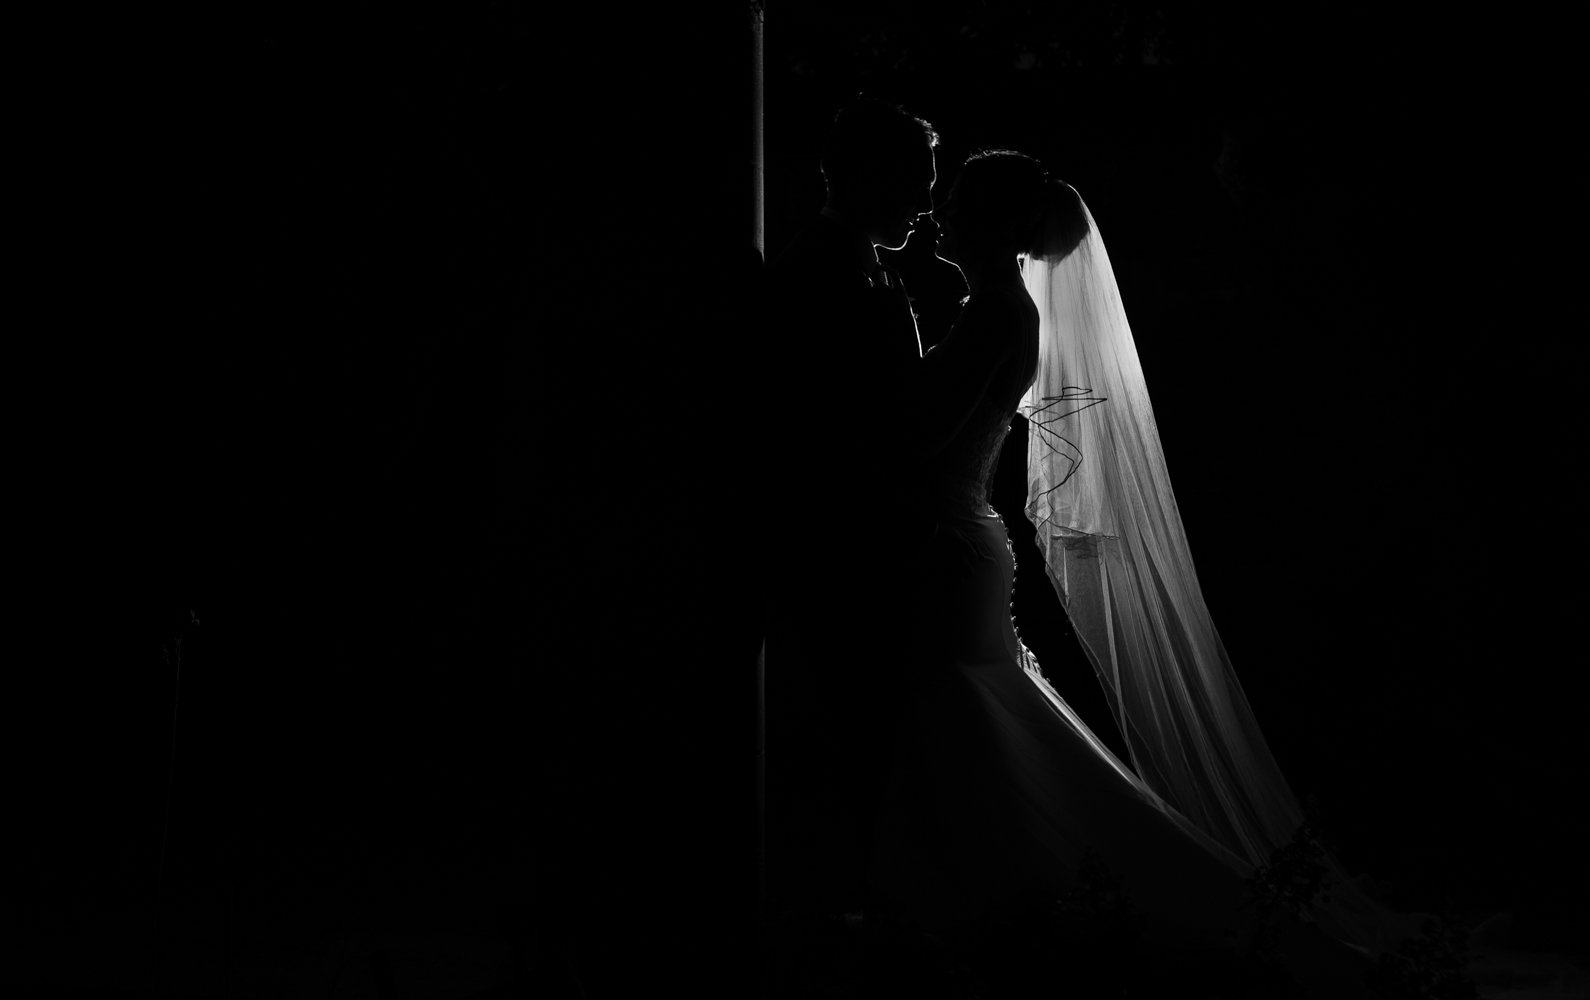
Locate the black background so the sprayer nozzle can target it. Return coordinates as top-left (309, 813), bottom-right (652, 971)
top-left (21, 3), bottom-right (1582, 998)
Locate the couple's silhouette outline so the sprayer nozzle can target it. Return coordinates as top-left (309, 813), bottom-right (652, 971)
top-left (757, 96), bottom-right (1459, 1000)
top-left (761, 98), bottom-right (1088, 943)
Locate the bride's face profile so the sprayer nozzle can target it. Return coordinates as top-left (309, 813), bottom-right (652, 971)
top-left (934, 166), bottom-right (1041, 276)
top-left (932, 178), bottom-right (967, 266)
top-left (935, 176), bottom-right (1011, 268)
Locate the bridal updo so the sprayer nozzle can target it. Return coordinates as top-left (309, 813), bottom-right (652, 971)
top-left (955, 149), bottom-right (1089, 262)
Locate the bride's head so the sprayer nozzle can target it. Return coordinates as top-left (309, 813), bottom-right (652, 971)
top-left (933, 150), bottom-right (1089, 269)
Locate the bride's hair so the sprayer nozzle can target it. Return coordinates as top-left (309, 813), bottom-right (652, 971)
top-left (958, 149), bottom-right (1089, 262)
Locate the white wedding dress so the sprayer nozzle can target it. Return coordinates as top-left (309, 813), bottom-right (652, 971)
top-left (864, 203), bottom-right (1448, 997)
top-left (870, 288), bottom-right (1259, 953)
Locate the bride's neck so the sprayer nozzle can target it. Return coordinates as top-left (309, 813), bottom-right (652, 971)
top-left (960, 253), bottom-right (1023, 297)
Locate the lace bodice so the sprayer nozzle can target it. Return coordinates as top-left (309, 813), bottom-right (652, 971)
top-left (922, 393), bottom-right (1022, 518)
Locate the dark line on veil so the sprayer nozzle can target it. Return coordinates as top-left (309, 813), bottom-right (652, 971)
top-left (1029, 422), bottom-right (1087, 454)
top-left (1028, 388), bottom-right (1107, 491)
top-left (1036, 455), bottom-right (1083, 497)
top-left (1029, 424), bottom-right (1083, 492)
top-left (1029, 386), bottom-right (1108, 423)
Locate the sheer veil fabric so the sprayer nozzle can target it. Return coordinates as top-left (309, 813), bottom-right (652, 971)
top-left (1017, 197), bottom-right (1422, 955)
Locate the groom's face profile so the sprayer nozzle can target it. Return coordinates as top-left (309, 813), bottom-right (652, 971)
top-left (869, 144), bottom-right (938, 252)
top-left (832, 141), bottom-right (938, 253)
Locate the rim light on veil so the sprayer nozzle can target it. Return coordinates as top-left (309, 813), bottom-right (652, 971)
top-left (1017, 195), bottom-right (1420, 955)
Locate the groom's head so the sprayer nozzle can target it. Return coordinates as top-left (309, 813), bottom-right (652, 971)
top-left (821, 98), bottom-right (939, 251)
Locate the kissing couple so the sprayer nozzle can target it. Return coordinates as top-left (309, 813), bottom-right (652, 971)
top-left (762, 97), bottom-right (1415, 996)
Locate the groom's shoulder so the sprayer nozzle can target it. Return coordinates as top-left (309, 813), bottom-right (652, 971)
top-left (769, 215), bottom-right (853, 282)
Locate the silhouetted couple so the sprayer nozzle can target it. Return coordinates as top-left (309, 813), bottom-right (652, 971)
top-left (762, 99), bottom-right (1409, 996)
top-left (763, 96), bottom-right (1100, 932)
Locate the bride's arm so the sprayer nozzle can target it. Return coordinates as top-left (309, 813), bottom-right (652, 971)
top-left (918, 295), bottom-right (1019, 460)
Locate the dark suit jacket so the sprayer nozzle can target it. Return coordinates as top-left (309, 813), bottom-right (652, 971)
top-left (759, 215), bottom-right (928, 902)
top-left (764, 213), bottom-right (922, 557)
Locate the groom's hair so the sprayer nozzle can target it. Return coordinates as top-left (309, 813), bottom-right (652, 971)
top-left (821, 98), bottom-right (939, 191)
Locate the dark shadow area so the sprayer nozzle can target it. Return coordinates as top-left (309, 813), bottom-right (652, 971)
top-left (20, 4), bottom-right (1582, 1000)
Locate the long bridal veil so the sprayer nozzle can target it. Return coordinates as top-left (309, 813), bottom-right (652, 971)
top-left (1017, 195), bottom-right (1416, 954)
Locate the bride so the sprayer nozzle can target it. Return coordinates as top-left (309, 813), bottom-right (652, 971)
top-left (866, 149), bottom-right (1427, 994)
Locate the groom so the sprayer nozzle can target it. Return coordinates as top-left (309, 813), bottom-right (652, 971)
top-left (763, 98), bottom-right (939, 929)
